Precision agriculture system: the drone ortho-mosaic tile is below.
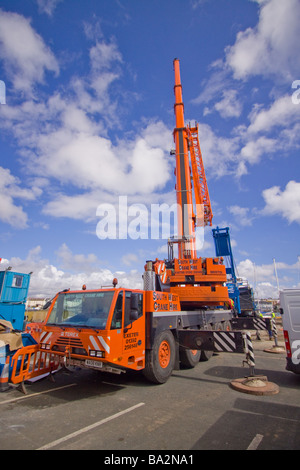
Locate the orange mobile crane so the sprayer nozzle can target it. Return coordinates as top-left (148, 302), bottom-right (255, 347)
top-left (150, 58), bottom-right (229, 309)
top-left (8, 60), bottom-right (251, 389)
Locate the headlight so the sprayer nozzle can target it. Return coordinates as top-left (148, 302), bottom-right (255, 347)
top-left (89, 350), bottom-right (105, 358)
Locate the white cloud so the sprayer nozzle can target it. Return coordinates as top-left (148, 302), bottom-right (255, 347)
top-left (191, 61), bottom-right (228, 106)
top-left (199, 86), bottom-right (243, 119)
top-left (225, 0), bottom-right (300, 82)
top-left (43, 190), bottom-right (102, 221)
top-left (200, 92), bottom-right (300, 178)
top-left (191, 0), bottom-right (300, 179)
top-left (197, 123), bottom-right (241, 178)
top-left (228, 205), bottom-right (253, 227)
top-left (237, 93), bottom-right (300, 171)
top-left (0, 245), bottom-right (143, 297)
top-left (236, 257), bottom-right (300, 298)
top-left (227, 181), bottom-right (300, 228)
top-left (0, 9), bottom-right (59, 95)
top-left (32, 119), bottom-right (171, 195)
top-left (56, 243), bottom-right (100, 272)
top-left (255, 282), bottom-right (279, 299)
top-left (238, 258), bottom-right (272, 282)
top-left (240, 136), bottom-right (277, 164)
top-left (0, 167), bottom-right (42, 228)
top-left (262, 180), bottom-right (300, 224)
top-left (247, 95), bottom-right (300, 134)
top-left (0, 195), bottom-right (28, 229)
top-left (214, 89), bottom-right (243, 118)
top-left (89, 41), bottom-right (123, 72)
top-left (121, 253), bottom-right (139, 266)
top-left (0, 13), bottom-right (172, 214)
top-left (36, 0), bottom-right (62, 16)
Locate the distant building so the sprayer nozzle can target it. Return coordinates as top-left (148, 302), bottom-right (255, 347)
top-left (257, 298), bottom-right (279, 314)
top-left (26, 297), bottom-right (48, 310)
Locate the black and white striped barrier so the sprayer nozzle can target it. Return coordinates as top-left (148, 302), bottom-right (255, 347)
top-left (212, 331), bottom-right (240, 353)
top-left (232, 316), bottom-right (267, 331)
top-left (242, 331), bottom-right (255, 376)
top-left (178, 329), bottom-right (256, 375)
top-left (271, 318), bottom-right (278, 346)
top-left (178, 327), bottom-right (279, 394)
top-left (213, 330), bottom-right (257, 377)
top-left (263, 317), bottom-right (285, 354)
top-left (178, 329), bottom-right (245, 354)
top-left (231, 330), bottom-right (280, 395)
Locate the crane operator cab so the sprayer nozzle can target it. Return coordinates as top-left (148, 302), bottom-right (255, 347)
top-left (40, 288), bottom-right (146, 373)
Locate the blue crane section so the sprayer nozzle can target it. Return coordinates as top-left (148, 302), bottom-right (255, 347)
top-left (212, 227), bottom-right (241, 314)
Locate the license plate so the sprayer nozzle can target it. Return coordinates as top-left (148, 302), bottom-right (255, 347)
top-left (85, 359), bottom-right (103, 369)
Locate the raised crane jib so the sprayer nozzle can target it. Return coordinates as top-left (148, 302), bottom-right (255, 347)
top-left (172, 58), bottom-right (213, 260)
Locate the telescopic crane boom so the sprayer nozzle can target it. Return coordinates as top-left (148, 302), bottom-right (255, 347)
top-left (173, 58), bottom-right (197, 259)
top-left (150, 59), bottom-right (229, 308)
top-left (172, 58), bottom-right (212, 260)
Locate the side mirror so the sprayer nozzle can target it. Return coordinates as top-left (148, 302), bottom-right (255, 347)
top-left (130, 294), bottom-right (139, 321)
top-left (123, 293), bottom-right (140, 333)
top-left (130, 293), bottom-right (139, 310)
top-left (43, 300), bottom-right (52, 310)
top-left (130, 309), bottom-right (139, 321)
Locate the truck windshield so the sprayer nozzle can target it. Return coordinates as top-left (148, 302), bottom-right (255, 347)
top-left (47, 291), bottom-right (114, 329)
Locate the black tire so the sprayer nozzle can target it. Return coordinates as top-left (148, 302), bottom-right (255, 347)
top-left (180, 348), bottom-right (201, 368)
top-left (200, 323), bottom-right (214, 362)
top-left (143, 330), bottom-right (176, 384)
top-left (200, 348), bottom-right (213, 362)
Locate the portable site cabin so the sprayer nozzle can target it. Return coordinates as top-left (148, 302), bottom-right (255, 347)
top-left (0, 271), bottom-right (31, 331)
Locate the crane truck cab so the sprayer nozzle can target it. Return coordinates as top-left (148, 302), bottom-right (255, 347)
top-left (24, 285), bottom-right (183, 384)
top-left (280, 289), bottom-right (300, 374)
top-left (37, 287), bottom-right (146, 374)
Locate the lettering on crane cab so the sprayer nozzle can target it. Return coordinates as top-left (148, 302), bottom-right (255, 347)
top-left (124, 331), bottom-right (140, 350)
top-left (152, 291), bottom-right (178, 312)
top-left (60, 331), bottom-right (79, 338)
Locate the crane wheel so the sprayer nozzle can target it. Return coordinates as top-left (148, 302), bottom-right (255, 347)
top-left (143, 330), bottom-right (176, 384)
top-left (200, 323), bottom-right (215, 362)
top-left (180, 348), bottom-right (201, 368)
top-left (200, 349), bottom-right (213, 362)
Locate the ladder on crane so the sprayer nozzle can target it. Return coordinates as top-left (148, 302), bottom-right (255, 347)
top-left (187, 124), bottom-right (213, 227)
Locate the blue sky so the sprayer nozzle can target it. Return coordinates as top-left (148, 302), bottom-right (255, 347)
top-left (0, 0), bottom-right (299, 298)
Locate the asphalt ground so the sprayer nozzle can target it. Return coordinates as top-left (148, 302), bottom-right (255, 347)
top-left (0, 327), bottom-right (299, 455)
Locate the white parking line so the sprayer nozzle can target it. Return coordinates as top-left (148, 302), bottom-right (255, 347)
top-left (0, 383), bottom-right (77, 405)
top-left (37, 402), bottom-right (145, 450)
top-left (247, 434), bottom-right (264, 450)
